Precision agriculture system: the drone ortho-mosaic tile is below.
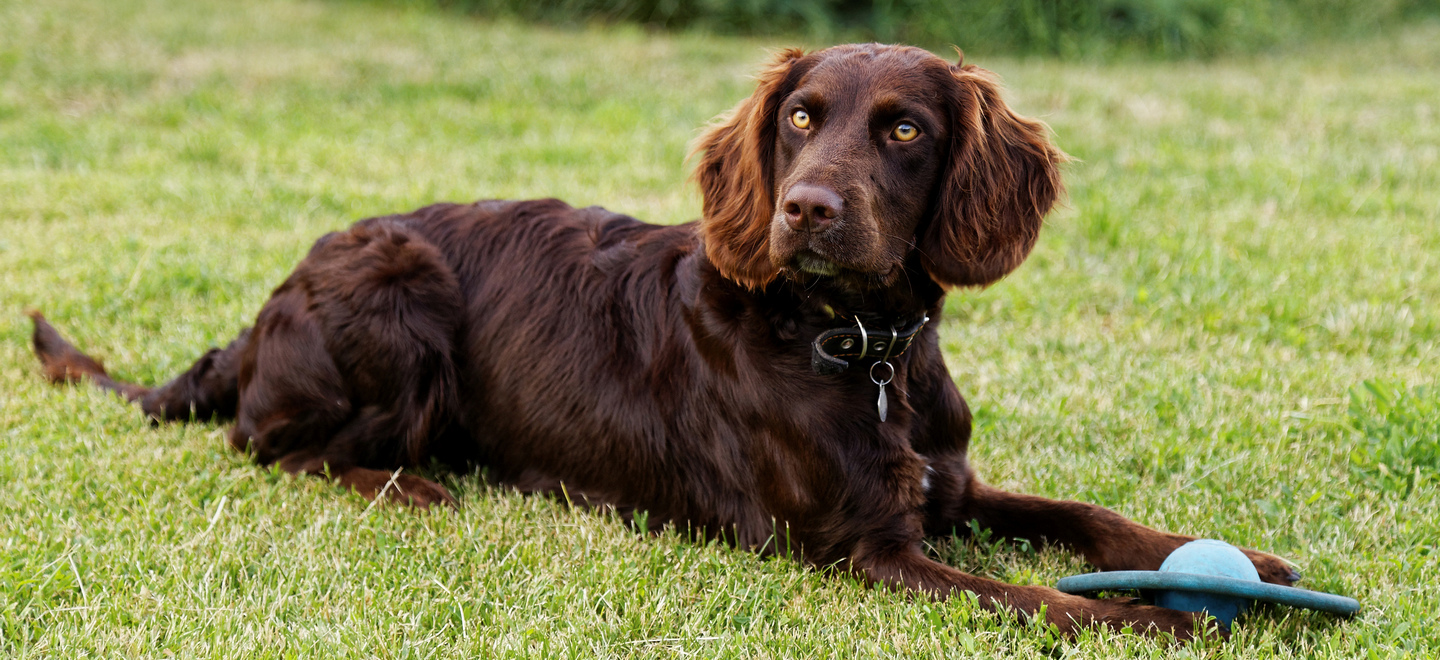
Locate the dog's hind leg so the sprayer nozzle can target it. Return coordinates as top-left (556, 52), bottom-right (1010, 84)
top-left (272, 417), bottom-right (459, 509)
top-left (29, 310), bottom-right (247, 422)
top-left (224, 287), bottom-right (457, 508)
top-left (229, 220), bottom-right (464, 508)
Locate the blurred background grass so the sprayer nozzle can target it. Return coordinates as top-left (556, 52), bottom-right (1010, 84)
top-left (429, 0), bottom-right (1440, 57)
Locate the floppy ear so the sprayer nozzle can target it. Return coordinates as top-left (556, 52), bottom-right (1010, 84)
top-left (690, 49), bottom-right (811, 289)
top-left (920, 61), bottom-right (1067, 289)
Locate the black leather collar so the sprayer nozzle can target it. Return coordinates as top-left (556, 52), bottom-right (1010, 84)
top-left (811, 314), bottom-right (929, 376)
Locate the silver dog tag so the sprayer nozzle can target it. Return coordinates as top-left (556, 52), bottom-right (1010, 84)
top-left (877, 383), bottom-right (888, 422)
top-left (870, 361), bottom-right (895, 423)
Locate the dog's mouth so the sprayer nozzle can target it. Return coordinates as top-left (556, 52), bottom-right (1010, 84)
top-left (771, 209), bottom-right (908, 289)
top-left (782, 250), bottom-right (906, 291)
top-left (792, 251), bottom-right (842, 276)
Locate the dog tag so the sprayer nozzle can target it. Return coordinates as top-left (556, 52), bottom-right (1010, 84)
top-left (877, 383), bottom-right (888, 422)
top-left (870, 361), bottom-right (895, 423)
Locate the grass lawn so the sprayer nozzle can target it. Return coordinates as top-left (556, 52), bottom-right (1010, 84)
top-left (2, 0), bottom-right (1438, 656)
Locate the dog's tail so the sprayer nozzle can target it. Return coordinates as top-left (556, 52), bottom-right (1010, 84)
top-left (28, 310), bottom-right (249, 422)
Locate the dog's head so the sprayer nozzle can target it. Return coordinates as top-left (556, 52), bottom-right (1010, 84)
top-left (692, 44), bottom-right (1065, 291)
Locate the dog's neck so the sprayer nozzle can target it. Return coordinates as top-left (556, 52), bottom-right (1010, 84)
top-left (773, 257), bottom-right (943, 327)
top-left (691, 250), bottom-right (943, 348)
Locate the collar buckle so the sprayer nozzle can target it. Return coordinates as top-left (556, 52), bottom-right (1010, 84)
top-left (810, 314), bottom-right (929, 376)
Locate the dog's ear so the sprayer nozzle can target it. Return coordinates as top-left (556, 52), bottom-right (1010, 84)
top-left (920, 61), bottom-right (1066, 289)
top-left (690, 48), bottom-right (811, 289)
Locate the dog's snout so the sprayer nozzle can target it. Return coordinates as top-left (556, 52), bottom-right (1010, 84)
top-left (782, 184), bottom-right (843, 233)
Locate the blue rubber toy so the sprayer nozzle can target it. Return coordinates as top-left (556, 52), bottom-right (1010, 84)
top-left (1056, 539), bottom-right (1359, 627)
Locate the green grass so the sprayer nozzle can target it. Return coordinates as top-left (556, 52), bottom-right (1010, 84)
top-left (2, 0), bottom-right (1438, 656)
top-left (435, 0), bottom-right (1440, 58)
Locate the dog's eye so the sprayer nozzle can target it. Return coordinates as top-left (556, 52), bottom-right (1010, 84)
top-left (791, 109), bottom-right (811, 130)
top-left (892, 122), bottom-right (919, 142)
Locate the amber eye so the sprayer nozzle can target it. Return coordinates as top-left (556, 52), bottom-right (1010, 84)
top-left (892, 122), bottom-right (919, 142)
top-left (791, 109), bottom-right (811, 129)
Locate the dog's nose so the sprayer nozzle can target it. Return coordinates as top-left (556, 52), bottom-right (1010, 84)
top-left (782, 184), bottom-right (843, 233)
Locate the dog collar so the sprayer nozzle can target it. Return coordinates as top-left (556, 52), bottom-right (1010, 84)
top-left (810, 314), bottom-right (929, 376)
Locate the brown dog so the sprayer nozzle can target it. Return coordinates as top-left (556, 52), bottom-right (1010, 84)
top-left (31, 44), bottom-right (1298, 638)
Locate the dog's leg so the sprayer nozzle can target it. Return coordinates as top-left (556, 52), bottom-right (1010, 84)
top-left (856, 544), bottom-right (1213, 639)
top-left (925, 464), bottom-right (1299, 586)
top-left (228, 220), bottom-right (463, 508)
top-left (225, 293), bottom-right (457, 509)
top-left (226, 287), bottom-right (351, 459)
top-left (273, 435), bottom-right (457, 509)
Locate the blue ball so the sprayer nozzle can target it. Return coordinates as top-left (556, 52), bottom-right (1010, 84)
top-left (1154, 539), bottom-right (1261, 626)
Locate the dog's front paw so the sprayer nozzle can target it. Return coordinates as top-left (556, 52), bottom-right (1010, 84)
top-left (1243, 548), bottom-right (1300, 585)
